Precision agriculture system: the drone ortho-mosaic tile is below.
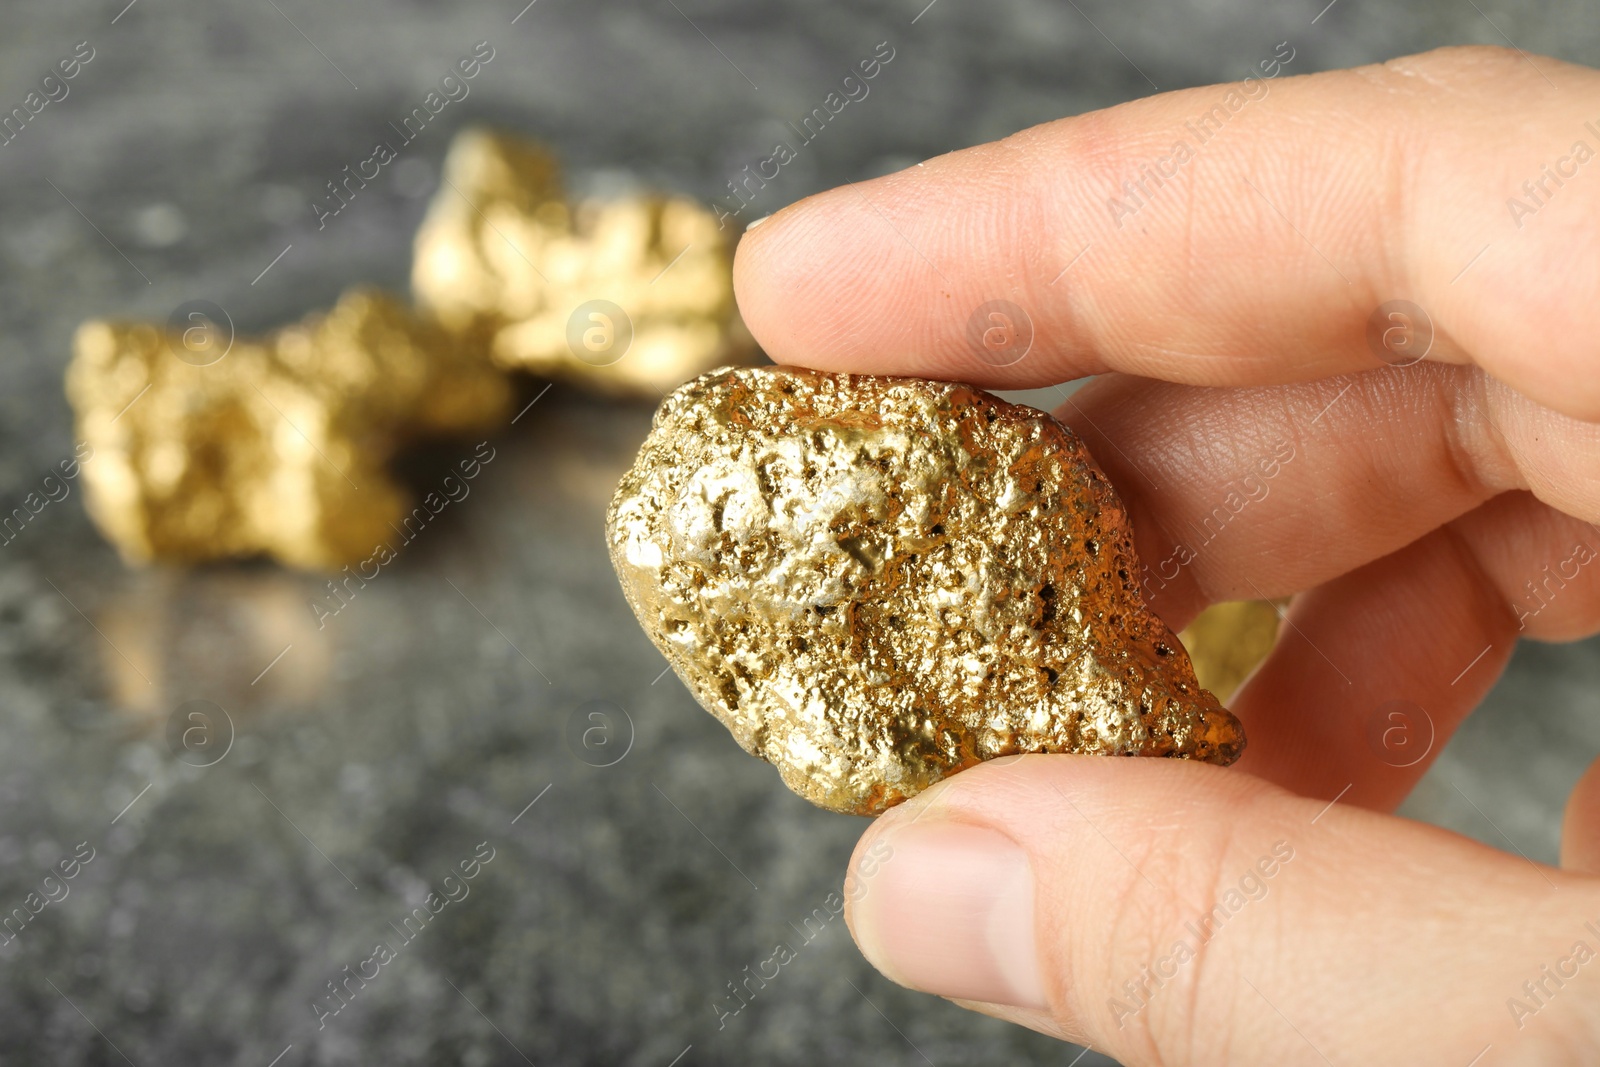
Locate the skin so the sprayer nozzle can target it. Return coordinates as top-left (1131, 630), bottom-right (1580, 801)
top-left (734, 46), bottom-right (1600, 1065)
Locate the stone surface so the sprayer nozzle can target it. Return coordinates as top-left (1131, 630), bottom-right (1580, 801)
top-left (609, 366), bottom-right (1243, 814)
top-left (414, 128), bottom-right (755, 399)
top-left (1, 3), bottom-right (1598, 1065)
top-left (65, 289), bottom-right (510, 570)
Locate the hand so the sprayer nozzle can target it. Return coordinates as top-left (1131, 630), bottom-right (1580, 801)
top-left (733, 46), bottom-right (1600, 1065)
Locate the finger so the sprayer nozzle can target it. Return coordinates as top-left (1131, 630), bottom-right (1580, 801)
top-left (1052, 364), bottom-right (1600, 630)
top-left (1451, 490), bottom-right (1600, 644)
top-left (845, 756), bottom-right (1600, 1066)
top-left (1221, 492), bottom-right (1600, 809)
top-left (1226, 523), bottom-right (1513, 810)
top-left (1055, 361), bottom-right (1600, 812)
top-left (1564, 756), bottom-right (1600, 874)
top-left (735, 46), bottom-right (1600, 421)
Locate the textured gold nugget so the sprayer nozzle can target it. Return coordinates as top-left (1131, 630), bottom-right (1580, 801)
top-left (413, 128), bottom-right (755, 398)
top-left (607, 366), bottom-right (1245, 815)
top-left (67, 289), bottom-right (509, 570)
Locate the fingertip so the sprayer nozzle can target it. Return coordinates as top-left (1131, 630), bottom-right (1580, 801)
top-left (733, 174), bottom-right (929, 373)
top-left (731, 199), bottom-right (807, 361)
top-left (843, 813), bottom-right (1048, 1011)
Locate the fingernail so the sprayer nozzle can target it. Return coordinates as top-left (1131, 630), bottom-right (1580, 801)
top-left (743, 213), bottom-right (773, 231)
top-left (847, 820), bottom-right (1046, 1010)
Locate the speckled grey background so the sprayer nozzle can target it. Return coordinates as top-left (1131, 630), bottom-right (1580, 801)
top-left (0, 2), bottom-right (1597, 1065)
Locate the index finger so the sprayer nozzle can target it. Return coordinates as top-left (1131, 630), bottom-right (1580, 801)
top-left (733, 46), bottom-right (1600, 421)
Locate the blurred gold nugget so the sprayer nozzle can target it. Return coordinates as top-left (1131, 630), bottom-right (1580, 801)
top-left (413, 128), bottom-right (755, 398)
top-left (1179, 599), bottom-right (1283, 703)
top-left (66, 289), bottom-right (510, 570)
top-left (608, 366), bottom-right (1245, 815)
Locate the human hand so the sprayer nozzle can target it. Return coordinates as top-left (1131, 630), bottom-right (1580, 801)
top-left (733, 46), bottom-right (1600, 1065)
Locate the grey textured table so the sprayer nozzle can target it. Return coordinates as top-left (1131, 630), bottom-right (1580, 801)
top-left (1, 2), bottom-right (1597, 1064)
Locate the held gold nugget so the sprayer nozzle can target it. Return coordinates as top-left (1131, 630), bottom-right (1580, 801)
top-left (606, 365), bottom-right (1245, 815)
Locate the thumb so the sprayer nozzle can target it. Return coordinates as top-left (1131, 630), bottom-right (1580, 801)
top-left (843, 756), bottom-right (1600, 1066)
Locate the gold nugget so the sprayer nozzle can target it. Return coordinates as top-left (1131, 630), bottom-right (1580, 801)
top-left (413, 128), bottom-right (755, 398)
top-left (1180, 600), bottom-right (1283, 703)
top-left (66, 288), bottom-right (510, 570)
top-left (607, 366), bottom-right (1245, 815)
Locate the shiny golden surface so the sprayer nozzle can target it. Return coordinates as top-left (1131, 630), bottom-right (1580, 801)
top-left (66, 289), bottom-right (510, 570)
top-left (413, 128), bottom-right (755, 399)
top-left (1179, 599), bottom-right (1283, 703)
top-left (607, 366), bottom-right (1245, 815)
